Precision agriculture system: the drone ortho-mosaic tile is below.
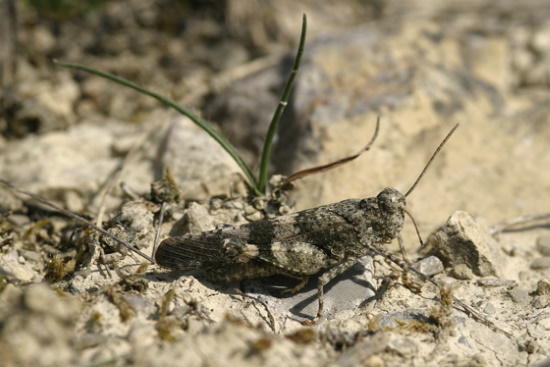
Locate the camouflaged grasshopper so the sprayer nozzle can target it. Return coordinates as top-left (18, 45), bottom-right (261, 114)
top-left (1, 123), bottom-right (514, 336)
top-left (154, 124), bottom-right (460, 321)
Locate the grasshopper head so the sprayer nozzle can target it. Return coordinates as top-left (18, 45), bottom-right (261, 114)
top-left (377, 187), bottom-right (406, 213)
top-left (375, 187), bottom-right (406, 242)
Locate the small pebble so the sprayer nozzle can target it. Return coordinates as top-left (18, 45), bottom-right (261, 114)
top-left (502, 243), bottom-right (520, 257)
top-left (535, 236), bottom-right (550, 256)
top-left (210, 198), bottom-right (223, 210)
top-left (412, 256), bottom-right (444, 276)
top-left (7, 214), bottom-right (30, 227)
top-left (536, 278), bottom-right (550, 295)
top-left (530, 257), bottom-right (550, 270)
top-left (483, 303), bottom-right (496, 314)
top-left (387, 337), bottom-right (418, 358)
top-left (451, 264), bottom-right (474, 280)
top-left (531, 295), bottom-right (550, 309)
top-left (224, 200), bottom-right (244, 210)
top-left (243, 205), bottom-right (257, 216)
top-left (245, 211), bottom-right (264, 222)
top-left (519, 340), bottom-right (539, 354)
top-left (19, 250), bottom-right (41, 262)
top-left (123, 293), bottom-right (155, 315)
top-left (472, 353), bottom-right (487, 366)
top-left (74, 333), bottom-right (105, 349)
top-left (364, 356), bottom-right (384, 367)
top-left (508, 287), bottom-right (529, 303)
top-left (477, 278), bottom-right (516, 287)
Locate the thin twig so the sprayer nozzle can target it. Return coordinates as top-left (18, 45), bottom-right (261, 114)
top-left (0, 179), bottom-right (153, 263)
top-left (489, 212), bottom-right (550, 235)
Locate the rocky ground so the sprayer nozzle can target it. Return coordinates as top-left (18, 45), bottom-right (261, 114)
top-left (1, 1), bottom-right (550, 366)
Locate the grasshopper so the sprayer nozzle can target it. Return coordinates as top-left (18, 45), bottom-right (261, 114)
top-left (154, 124), bottom-right (459, 322)
top-left (0, 123), bottom-right (514, 336)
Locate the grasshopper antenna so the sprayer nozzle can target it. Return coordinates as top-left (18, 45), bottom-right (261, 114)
top-left (391, 124), bottom-right (460, 250)
top-left (403, 208), bottom-right (424, 246)
top-left (280, 116), bottom-right (381, 186)
top-left (398, 124), bottom-right (459, 259)
top-left (405, 123), bottom-right (459, 198)
top-left (0, 179), bottom-right (154, 263)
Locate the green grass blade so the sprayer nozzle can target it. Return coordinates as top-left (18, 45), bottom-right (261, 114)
top-left (54, 59), bottom-right (260, 195)
top-left (257, 14), bottom-right (307, 194)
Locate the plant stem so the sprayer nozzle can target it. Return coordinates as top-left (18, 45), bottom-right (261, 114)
top-left (257, 14), bottom-right (307, 194)
top-left (54, 59), bottom-right (260, 195)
